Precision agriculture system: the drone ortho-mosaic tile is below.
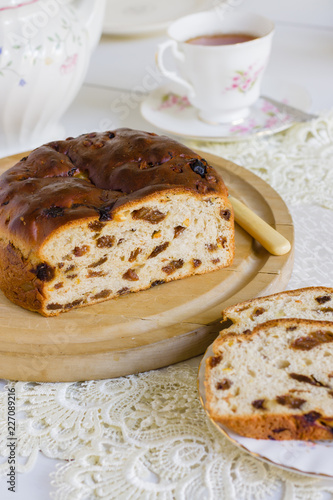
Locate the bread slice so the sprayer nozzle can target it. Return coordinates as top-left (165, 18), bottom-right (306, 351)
top-left (213, 287), bottom-right (333, 354)
top-left (205, 318), bottom-right (333, 440)
top-left (0, 128), bottom-right (234, 316)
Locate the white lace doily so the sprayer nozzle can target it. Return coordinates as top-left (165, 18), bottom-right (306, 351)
top-left (1, 114), bottom-right (333, 499)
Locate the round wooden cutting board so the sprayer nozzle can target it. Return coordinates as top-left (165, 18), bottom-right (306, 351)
top-left (0, 150), bottom-right (294, 382)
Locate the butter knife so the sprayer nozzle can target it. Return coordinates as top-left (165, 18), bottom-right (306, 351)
top-left (261, 95), bottom-right (318, 123)
top-left (229, 196), bottom-right (291, 256)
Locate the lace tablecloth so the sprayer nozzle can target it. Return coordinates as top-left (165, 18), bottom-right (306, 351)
top-left (1, 113), bottom-right (333, 499)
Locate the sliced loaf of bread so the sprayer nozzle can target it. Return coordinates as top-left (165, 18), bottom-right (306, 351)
top-left (205, 318), bottom-right (333, 440)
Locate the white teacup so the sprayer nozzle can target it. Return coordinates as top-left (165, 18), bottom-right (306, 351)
top-left (157, 10), bottom-right (274, 124)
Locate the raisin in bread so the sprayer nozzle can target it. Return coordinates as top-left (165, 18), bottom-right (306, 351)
top-left (213, 287), bottom-right (333, 354)
top-left (205, 318), bottom-right (333, 440)
top-left (0, 128), bottom-right (234, 316)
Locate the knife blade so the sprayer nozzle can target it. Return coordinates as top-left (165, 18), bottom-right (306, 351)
top-left (261, 95), bottom-right (318, 123)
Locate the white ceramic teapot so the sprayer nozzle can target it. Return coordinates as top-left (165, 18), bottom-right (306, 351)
top-left (0, 0), bottom-right (106, 156)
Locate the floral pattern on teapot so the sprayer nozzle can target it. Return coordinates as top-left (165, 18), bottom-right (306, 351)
top-left (0, 4), bottom-right (84, 86)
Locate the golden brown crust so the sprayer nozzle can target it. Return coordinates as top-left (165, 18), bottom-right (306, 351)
top-left (0, 128), bottom-right (229, 252)
top-left (213, 413), bottom-right (333, 440)
top-left (0, 242), bottom-right (45, 314)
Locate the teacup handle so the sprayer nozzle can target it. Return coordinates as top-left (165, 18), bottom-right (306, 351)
top-left (156, 40), bottom-right (195, 97)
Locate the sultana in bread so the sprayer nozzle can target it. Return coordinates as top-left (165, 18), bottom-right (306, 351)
top-left (0, 128), bottom-right (234, 316)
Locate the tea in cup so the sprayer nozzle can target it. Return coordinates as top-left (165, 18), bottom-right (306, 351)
top-left (157, 10), bottom-right (274, 124)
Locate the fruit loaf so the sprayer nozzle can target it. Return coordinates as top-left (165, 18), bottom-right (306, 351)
top-left (205, 318), bottom-right (333, 440)
top-left (0, 128), bottom-right (234, 316)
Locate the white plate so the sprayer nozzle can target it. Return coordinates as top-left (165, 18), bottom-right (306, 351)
top-left (198, 344), bottom-right (333, 478)
top-left (141, 78), bottom-right (312, 142)
top-left (103, 0), bottom-right (213, 35)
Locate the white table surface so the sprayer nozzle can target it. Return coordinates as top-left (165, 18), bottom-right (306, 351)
top-left (0, 0), bottom-right (333, 498)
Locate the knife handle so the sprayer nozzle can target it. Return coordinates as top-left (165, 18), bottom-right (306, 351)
top-left (229, 196), bottom-right (291, 256)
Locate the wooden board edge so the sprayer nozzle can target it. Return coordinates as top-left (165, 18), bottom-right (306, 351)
top-left (0, 321), bottom-right (222, 382)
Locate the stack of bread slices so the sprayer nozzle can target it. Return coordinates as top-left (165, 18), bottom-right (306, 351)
top-left (204, 287), bottom-right (333, 440)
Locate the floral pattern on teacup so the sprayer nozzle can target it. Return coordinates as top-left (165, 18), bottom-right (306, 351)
top-left (224, 63), bottom-right (265, 94)
top-left (158, 92), bottom-right (191, 111)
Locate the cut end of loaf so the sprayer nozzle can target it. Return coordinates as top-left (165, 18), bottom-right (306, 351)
top-left (2, 191), bottom-right (234, 316)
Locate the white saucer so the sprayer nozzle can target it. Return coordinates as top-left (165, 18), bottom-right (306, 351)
top-left (198, 344), bottom-right (333, 478)
top-left (103, 0), bottom-right (213, 36)
top-left (141, 78), bottom-right (312, 142)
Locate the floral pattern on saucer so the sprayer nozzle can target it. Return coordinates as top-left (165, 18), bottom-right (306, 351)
top-left (158, 92), bottom-right (191, 111)
top-left (229, 99), bottom-right (292, 135)
top-left (144, 84), bottom-right (297, 142)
